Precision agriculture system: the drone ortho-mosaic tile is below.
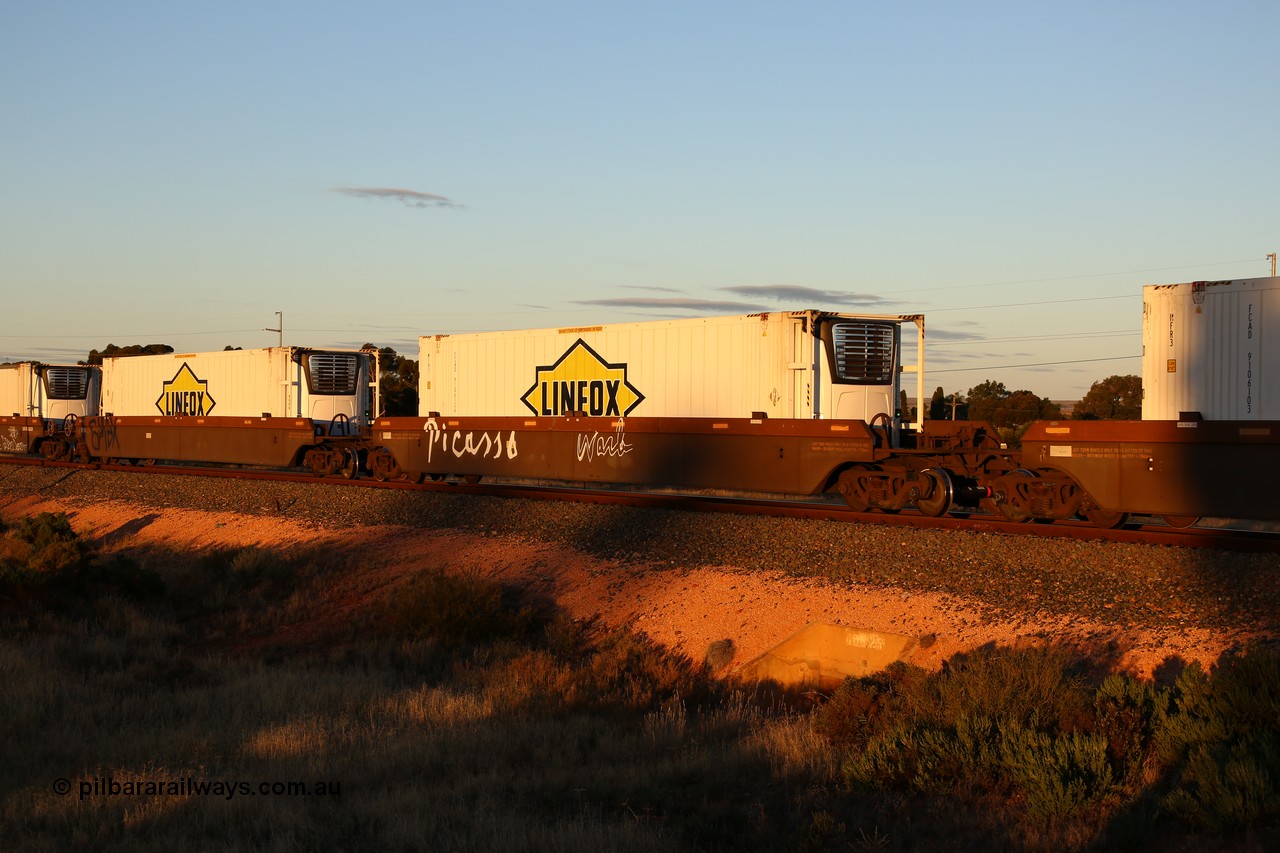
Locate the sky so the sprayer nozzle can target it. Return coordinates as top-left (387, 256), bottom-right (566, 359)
top-left (3, 1), bottom-right (1278, 401)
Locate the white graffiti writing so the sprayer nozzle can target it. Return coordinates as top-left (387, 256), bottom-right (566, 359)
top-left (844, 632), bottom-right (887, 651)
top-left (423, 419), bottom-right (519, 464)
top-left (1, 426), bottom-right (27, 454)
top-left (576, 423), bottom-right (633, 462)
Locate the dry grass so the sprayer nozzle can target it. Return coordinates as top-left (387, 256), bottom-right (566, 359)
top-left (1, 512), bottom-right (1278, 852)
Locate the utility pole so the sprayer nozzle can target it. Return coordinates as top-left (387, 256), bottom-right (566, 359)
top-left (265, 312), bottom-right (282, 347)
top-left (1269, 252), bottom-right (1277, 277)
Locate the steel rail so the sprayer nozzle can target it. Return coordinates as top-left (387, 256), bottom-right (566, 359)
top-left (3, 457), bottom-right (1276, 552)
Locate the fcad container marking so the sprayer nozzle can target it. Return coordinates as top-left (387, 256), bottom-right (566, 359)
top-left (521, 339), bottom-right (644, 417)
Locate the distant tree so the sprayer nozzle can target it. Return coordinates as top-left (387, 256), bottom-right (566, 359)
top-left (929, 386), bottom-right (947, 420)
top-left (964, 380), bottom-right (1061, 446)
top-left (363, 344), bottom-right (419, 416)
top-left (1074, 375), bottom-right (1142, 420)
top-left (1001, 390), bottom-right (1062, 424)
top-left (928, 387), bottom-right (967, 420)
top-left (84, 343), bottom-right (174, 365)
top-left (898, 389), bottom-right (917, 424)
top-left (965, 380), bottom-right (1009, 424)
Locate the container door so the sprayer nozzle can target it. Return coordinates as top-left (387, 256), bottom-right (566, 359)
top-left (791, 317), bottom-right (814, 418)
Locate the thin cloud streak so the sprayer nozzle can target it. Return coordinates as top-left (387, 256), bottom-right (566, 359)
top-left (333, 186), bottom-right (463, 209)
top-left (573, 297), bottom-right (767, 313)
top-left (721, 284), bottom-right (897, 307)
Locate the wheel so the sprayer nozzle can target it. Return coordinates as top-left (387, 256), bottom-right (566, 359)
top-left (836, 465), bottom-right (876, 512)
top-left (462, 474), bottom-right (482, 484)
top-left (993, 470), bottom-right (1036, 523)
top-left (1082, 508), bottom-right (1130, 529)
top-left (38, 439), bottom-right (68, 462)
top-left (304, 448), bottom-right (334, 477)
top-left (914, 468), bottom-right (954, 518)
top-left (367, 448), bottom-right (401, 482)
top-left (1162, 515), bottom-right (1199, 529)
top-left (339, 448), bottom-right (359, 479)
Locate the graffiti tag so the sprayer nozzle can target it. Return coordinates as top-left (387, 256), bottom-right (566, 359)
top-left (1, 426), bottom-right (27, 454)
top-left (423, 419), bottom-right (518, 464)
top-left (576, 422), bottom-right (633, 463)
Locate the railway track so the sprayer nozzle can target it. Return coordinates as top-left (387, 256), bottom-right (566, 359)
top-left (4, 456), bottom-right (1275, 552)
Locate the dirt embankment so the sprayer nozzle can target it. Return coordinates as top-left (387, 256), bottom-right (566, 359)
top-left (2, 492), bottom-right (1261, 682)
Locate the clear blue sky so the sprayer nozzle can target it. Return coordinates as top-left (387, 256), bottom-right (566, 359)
top-left (3, 1), bottom-right (1277, 400)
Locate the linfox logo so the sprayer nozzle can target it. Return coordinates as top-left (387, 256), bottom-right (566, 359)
top-left (156, 363), bottom-right (216, 416)
top-left (521, 339), bottom-right (644, 417)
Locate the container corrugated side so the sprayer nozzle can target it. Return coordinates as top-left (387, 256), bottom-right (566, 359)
top-left (0, 363), bottom-right (37, 416)
top-left (1142, 277), bottom-right (1279, 420)
top-left (102, 349), bottom-right (296, 418)
top-left (420, 313), bottom-right (805, 419)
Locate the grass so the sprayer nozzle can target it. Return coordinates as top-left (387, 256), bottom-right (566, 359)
top-left (0, 512), bottom-right (1277, 851)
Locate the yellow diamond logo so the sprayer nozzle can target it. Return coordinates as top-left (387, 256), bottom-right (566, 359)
top-left (156, 363), bottom-right (216, 416)
top-left (521, 340), bottom-right (644, 417)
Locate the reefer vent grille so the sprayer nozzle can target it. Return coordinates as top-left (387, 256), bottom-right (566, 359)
top-left (43, 367), bottom-right (91, 400)
top-left (831, 322), bottom-right (896, 383)
top-left (307, 354), bottom-right (360, 395)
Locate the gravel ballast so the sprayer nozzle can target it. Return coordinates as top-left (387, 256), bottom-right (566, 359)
top-left (2, 463), bottom-right (1277, 646)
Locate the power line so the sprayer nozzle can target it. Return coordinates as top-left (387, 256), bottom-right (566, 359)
top-left (897, 257), bottom-right (1263, 294)
top-left (931, 329), bottom-right (1137, 347)
top-left (927, 294), bottom-right (1135, 313)
top-left (930, 354), bottom-right (1140, 374)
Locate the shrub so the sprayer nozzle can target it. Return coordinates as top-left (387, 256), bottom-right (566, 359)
top-left (585, 627), bottom-right (709, 711)
top-left (703, 638), bottom-right (735, 672)
top-left (1157, 648), bottom-right (1280, 830)
top-left (12, 511), bottom-right (78, 550)
top-left (0, 511), bottom-right (88, 591)
top-left (385, 570), bottom-right (537, 647)
top-left (227, 547), bottom-right (294, 590)
top-left (0, 513), bottom-right (162, 603)
top-left (835, 645), bottom-right (1118, 821)
top-left (1093, 674), bottom-right (1169, 785)
top-left (905, 643), bottom-right (1092, 732)
top-left (813, 674), bottom-right (894, 751)
top-left (999, 723), bottom-right (1114, 820)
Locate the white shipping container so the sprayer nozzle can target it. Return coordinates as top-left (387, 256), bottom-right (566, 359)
top-left (0, 362), bottom-right (100, 419)
top-left (101, 347), bottom-right (374, 426)
top-left (1142, 277), bottom-right (1280, 420)
top-left (419, 310), bottom-right (924, 424)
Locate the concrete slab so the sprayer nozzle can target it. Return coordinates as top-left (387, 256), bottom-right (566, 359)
top-left (734, 623), bottom-right (918, 690)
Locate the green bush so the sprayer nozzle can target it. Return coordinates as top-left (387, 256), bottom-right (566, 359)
top-left (834, 645), bottom-right (1118, 822)
top-left (12, 511), bottom-right (78, 549)
top-left (1093, 674), bottom-right (1168, 785)
top-left (0, 513), bottom-right (162, 603)
top-left (1157, 649), bottom-right (1280, 830)
top-left (999, 723), bottom-right (1114, 820)
top-left (0, 511), bottom-right (88, 590)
